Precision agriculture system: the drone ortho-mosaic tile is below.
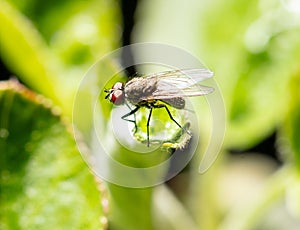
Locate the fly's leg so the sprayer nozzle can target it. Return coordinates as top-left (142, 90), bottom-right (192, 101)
top-left (121, 106), bottom-right (140, 133)
top-left (124, 102), bottom-right (138, 131)
top-left (146, 107), bottom-right (153, 147)
top-left (154, 104), bottom-right (191, 136)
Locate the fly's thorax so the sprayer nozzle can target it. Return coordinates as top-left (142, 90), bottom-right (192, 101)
top-left (124, 77), bottom-right (158, 105)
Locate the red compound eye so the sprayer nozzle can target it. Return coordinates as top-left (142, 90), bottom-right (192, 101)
top-left (112, 82), bottom-right (123, 90)
top-left (111, 89), bottom-right (124, 105)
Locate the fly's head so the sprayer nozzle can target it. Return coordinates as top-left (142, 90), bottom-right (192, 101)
top-left (104, 82), bottom-right (125, 105)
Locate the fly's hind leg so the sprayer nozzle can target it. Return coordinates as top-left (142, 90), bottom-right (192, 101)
top-left (153, 103), bottom-right (191, 136)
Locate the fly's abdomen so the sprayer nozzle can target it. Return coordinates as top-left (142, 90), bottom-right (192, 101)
top-left (162, 97), bottom-right (185, 109)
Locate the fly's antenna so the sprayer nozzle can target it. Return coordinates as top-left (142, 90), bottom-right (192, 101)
top-left (104, 88), bottom-right (111, 99)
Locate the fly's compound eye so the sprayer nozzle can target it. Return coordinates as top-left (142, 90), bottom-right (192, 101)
top-left (105, 82), bottom-right (124, 105)
top-left (110, 89), bottom-right (124, 105)
top-left (112, 82), bottom-right (123, 90)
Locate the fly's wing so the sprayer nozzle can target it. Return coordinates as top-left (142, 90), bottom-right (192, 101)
top-left (154, 68), bottom-right (213, 89)
top-left (152, 85), bottom-right (214, 100)
top-left (145, 68), bottom-right (214, 100)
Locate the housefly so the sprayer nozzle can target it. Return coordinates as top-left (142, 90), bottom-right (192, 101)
top-left (104, 68), bottom-right (214, 147)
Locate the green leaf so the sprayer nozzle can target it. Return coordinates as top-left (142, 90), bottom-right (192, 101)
top-left (0, 81), bottom-right (106, 230)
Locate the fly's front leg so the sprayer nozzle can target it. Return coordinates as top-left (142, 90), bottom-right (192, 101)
top-left (121, 105), bottom-right (140, 132)
top-left (124, 102), bottom-right (138, 131)
top-left (154, 104), bottom-right (191, 135)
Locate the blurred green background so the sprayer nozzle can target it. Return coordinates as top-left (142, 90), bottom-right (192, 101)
top-left (1, 0), bottom-right (300, 229)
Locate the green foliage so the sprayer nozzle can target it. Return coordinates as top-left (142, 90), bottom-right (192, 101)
top-left (0, 0), bottom-right (119, 229)
top-left (0, 81), bottom-right (104, 229)
top-left (1, 0), bottom-right (300, 229)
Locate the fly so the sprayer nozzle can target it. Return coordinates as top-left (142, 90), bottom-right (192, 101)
top-left (104, 68), bottom-right (214, 147)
